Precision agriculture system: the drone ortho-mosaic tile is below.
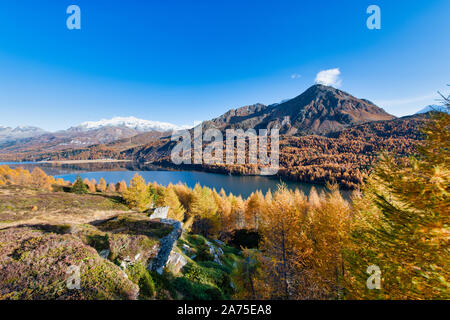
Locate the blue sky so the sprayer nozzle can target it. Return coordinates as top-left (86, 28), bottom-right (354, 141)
top-left (0, 0), bottom-right (449, 131)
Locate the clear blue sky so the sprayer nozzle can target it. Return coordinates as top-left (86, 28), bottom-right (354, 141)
top-left (0, 0), bottom-right (449, 131)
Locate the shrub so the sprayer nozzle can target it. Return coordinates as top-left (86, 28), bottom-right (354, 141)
top-left (172, 277), bottom-right (223, 300)
top-left (126, 261), bottom-right (155, 299)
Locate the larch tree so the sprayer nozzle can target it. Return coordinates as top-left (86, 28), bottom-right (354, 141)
top-left (190, 184), bottom-right (220, 237)
top-left (116, 180), bottom-right (128, 193)
top-left (345, 99), bottom-right (449, 300)
top-left (96, 178), bottom-right (107, 193)
top-left (30, 167), bottom-right (52, 191)
top-left (122, 174), bottom-right (151, 212)
top-left (106, 183), bottom-right (116, 193)
top-left (259, 184), bottom-right (309, 299)
top-left (306, 184), bottom-right (351, 299)
top-left (245, 191), bottom-right (264, 230)
top-left (163, 186), bottom-right (185, 222)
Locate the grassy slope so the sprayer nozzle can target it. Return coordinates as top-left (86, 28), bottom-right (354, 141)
top-left (0, 186), bottom-right (243, 300)
top-left (0, 185), bottom-right (130, 227)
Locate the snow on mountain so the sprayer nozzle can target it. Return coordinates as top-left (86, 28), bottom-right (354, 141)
top-left (71, 116), bottom-right (191, 132)
top-left (0, 126), bottom-right (47, 143)
top-left (415, 105), bottom-right (449, 114)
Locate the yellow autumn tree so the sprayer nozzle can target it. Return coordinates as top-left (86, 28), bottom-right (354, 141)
top-left (245, 191), bottom-right (264, 229)
top-left (122, 174), bottom-right (151, 212)
top-left (116, 180), bottom-right (127, 193)
top-left (212, 188), bottom-right (232, 233)
top-left (96, 178), bottom-right (107, 193)
top-left (345, 102), bottom-right (450, 300)
top-left (306, 184), bottom-right (351, 299)
top-left (258, 184), bottom-right (310, 299)
top-left (230, 195), bottom-right (245, 230)
top-left (83, 178), bottom-right (96, 193)
top-left (30, 167), bottom-right (52, 191)
top-left (163, 185), bottom-right (185, 221)
top-left (106, 183), bottom-right (116, 193)
top-left (190, 184), bottom-right (221, 237)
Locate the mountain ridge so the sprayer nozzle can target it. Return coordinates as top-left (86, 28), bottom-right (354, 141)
top-left (69, 116), bottom-right (190, 133)
top-left (201, 84), bottom-right (395, 135)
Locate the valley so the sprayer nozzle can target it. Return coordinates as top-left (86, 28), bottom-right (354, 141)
top-left (0, 85), bottom-right (427, 189)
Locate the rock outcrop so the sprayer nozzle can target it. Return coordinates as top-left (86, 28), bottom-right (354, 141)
top-left (150, 206), bottom-right (169, 219)
top-left (148, 218), bottom-right (184, 274)
top-left (206, 240), bottom-right (224, 265)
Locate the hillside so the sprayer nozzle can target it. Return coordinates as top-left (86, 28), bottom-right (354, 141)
top-left (0, 184), bottom-right (241, 300)
top-left (133, 114), bottom-right (426, 188)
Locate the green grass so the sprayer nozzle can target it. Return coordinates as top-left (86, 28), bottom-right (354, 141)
top-left (151, 232), bottom-right (245, 300)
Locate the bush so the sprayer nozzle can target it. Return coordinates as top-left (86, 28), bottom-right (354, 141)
top-left (172, 277), bottom-right (223, 300)
top-left (126, 261), bottom-right (155, 299)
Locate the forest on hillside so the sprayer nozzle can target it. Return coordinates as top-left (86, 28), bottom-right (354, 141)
top-left (0, 114), bottom-right (426, 190)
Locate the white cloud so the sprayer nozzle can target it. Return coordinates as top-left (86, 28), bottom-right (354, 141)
top-left (315, 68), bottom-right (342, 87)
top-left (291, 73), bottom-right (301, 79)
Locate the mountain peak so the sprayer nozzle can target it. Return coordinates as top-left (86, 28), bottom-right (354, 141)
top-left (0, 126), bottom-right (47, 143)
top-left (205, 85), bottom-right (395, 135)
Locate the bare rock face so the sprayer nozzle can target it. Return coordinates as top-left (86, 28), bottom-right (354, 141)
top-left (148, 219), bottom-right (183, 274)
top-left (99, 249), bottom-right (110, 259)
top-left (206, 240), bottom-right (224, 265)
top-left (165, 251), bottom-right (187, 273)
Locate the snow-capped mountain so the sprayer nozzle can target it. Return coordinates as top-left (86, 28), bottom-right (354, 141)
top-left (0, 126), bottom-right (47, 143)
top-left (70, 116), bottom-right (190, 132)
top-left (415, 105), bottom-right (449, 114)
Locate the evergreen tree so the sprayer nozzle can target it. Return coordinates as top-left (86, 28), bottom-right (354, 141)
top-left (71, 175), bottom-right (88, 194)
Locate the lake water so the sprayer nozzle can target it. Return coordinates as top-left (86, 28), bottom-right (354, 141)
top-left (0, 161), bottom-right (347, 199)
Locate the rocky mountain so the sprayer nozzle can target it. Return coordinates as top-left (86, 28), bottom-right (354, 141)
top-left (0, 126), bottom-right (47, 143)
top-left (0, 117), bottom-right (187, 156)
top-left (202, 84), bottom-right (395, 135)
top-left (0, 126), bottom-right (143, 154)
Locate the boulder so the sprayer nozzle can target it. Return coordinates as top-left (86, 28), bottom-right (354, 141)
top-left (205, 240), bottom-right (224, 265)
top-left (151, 206), bottom-right (169, 219)
top-left (99, 249), bottom-right (110, 259)
top-left (165, 251), bottom-right (187, 274)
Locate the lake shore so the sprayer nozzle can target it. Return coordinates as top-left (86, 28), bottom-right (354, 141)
top-left (39, 159), bottom-right (132, 165)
